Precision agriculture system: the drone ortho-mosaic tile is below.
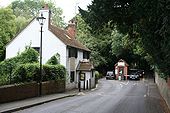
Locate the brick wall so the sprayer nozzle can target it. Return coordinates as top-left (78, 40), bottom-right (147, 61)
top-left (0, 80), bottom-right (65, 103)
top-left (42, 80), bottom-right (65, 95)
top-left (155, 72), bottom-right (170, 109)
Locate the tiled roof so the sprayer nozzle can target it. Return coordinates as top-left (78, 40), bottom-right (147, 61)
top-left (49, 24), bottom-right (90, 52)
top-left (114, 59), bottom-right (129, 66)
top-left (77, 60), bottom-right (94, 71)
top-left (6, 17), bottom-right (90, 52)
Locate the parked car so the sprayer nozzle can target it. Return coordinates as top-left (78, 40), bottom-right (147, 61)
top-left (137, 69), bottom-right (145, 78)
top-left (106, 71), bottom-right (115, 80)
top-left (129, 72), bottom-right (140, 80)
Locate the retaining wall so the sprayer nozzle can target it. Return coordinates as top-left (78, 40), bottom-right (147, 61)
top-left (155, 72), bottom-right (170, 109)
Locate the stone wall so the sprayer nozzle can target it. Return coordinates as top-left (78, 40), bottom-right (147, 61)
top-left (155, 72), bottom-right (170, 109)
top-left (0, 80), bottom-right (65, 103)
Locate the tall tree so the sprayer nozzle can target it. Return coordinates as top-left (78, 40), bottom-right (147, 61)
top-left (76, 14), bottom-right (149, 74)
top-left (0, 8), bottom-right (16, 61)
top-left (11, 0), bottom-right (65, 29)
top-left (80, 0), bottom-right (170, 78)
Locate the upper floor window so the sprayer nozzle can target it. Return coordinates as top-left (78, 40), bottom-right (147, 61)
top-left (69, 47), bottom-right (77, 58)
top-left (83, 51), bottom-right (90, 59)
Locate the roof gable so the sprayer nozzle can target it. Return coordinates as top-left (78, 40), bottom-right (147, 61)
top-left (6, 17), bottom-right (36, 47)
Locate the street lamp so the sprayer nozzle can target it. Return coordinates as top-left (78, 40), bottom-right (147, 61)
top-left (36, 13), bottom-right (46, 96)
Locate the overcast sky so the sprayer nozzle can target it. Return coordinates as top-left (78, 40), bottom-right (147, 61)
top-left (0, 0), bottom-right (92, 22)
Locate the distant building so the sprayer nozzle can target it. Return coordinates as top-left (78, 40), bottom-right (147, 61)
top-left (115, 59), bottom-right (129, 80)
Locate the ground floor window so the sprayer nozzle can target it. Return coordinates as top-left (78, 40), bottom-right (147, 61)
top-left (70, 71), bottom-right (75, 83)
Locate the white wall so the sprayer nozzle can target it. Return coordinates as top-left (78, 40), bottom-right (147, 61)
top-left (6, 9), bottom-right (67, 67)
top-left (6, 18), bottom-right (41, 59)
top-left (75, 70), bottom-right (95, 89)
top-left (66, 49), bottom-right (84, 82)
top-left (77, 50), bottom-right (83, 65)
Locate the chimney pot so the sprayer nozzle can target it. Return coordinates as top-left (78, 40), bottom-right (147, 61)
top-left (43, 4), bottom-right (49, 10)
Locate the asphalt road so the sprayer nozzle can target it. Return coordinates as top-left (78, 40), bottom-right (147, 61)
top-left (15, 78), bottom-right (166, 113)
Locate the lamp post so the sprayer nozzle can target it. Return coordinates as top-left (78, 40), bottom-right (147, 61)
top-left (36, 13), bottom-right (46, 96)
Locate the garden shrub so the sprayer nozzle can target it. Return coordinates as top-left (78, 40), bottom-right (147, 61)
top-left (0, 59), bottom-right (17, 85)
top-left (12, 63), bottom-right (66, 83)
top-left (0, 47), bottom-right (66, 85)
top-left (0, 47), bottom-right (39, 85)
top-left (95, 71), bottom-right (100, 79)
top-left (43, 64), bottom-right (66, 81)
top-left (12, 63), bottom-right (39, 83)
top-left (46, 53), bottom-right (60, 65)
top-left (18, 46), bottom-right (39, 63)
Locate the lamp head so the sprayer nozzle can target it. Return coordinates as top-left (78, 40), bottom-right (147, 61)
top-left (36, 13), bottom-right (46, 26)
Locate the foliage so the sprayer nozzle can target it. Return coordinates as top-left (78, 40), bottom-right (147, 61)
top-left (0, 0), bottom-right (65, 61)
top-left (17, 46), bottom-right (39, 63)
top-left (43, 64), bottom-right (66, 81)
top-left (0, 7), bottom-right (16, 61)
top-left (12, 63), bottom-right (39, 83)
top-left (0, 60), bottom-right (66, 85)
top-left (0, 47), bottom-right (39, 85)
top-left (79, 0), bottom-right (170, 78)
top-left (10, 0), bottom-right (65, 28)
top-left (15, 16), bottom-right (29, 33)
top-left (76, 14), bottom-right (149, 74)
top-left (95, 71), bottom-right (103, 79)
top-left (46, 53), bottom-right (60, 65)
top-left (76, 15), bottom-right (117, 72)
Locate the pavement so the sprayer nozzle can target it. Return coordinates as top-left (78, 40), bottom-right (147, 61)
top-left (0, 89), bottom-right (82, 113)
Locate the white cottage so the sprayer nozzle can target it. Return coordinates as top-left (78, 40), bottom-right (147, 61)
top-left (6, 6), bottom-right (95, 90)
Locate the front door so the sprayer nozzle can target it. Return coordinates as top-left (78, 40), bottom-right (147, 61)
top-left (119, 67), bottom-right (124, 80)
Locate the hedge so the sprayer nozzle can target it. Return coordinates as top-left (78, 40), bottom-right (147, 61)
top-left (43, 64), bottom-right (66, 81)
top-left (12, 63), bottom-right (40, 83)
top-left (0, 47), bottom-right (39, 85)
top-left (12, 63), bottom-right (66, 84)
top-left (0, 47), bottom-right (66, 85)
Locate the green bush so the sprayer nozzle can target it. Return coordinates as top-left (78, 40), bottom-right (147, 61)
top-left (95, 71), bottom-right (100, 79)
top-left (46, 53), bottom-right (60, 65)
top-left (18, 46), bottom-right (39, 63)
top-left (12, 63), bottom-right (66, 83)
top-left (12, 63), bottom-right (39, 83)
top-left (0, 59), bottom-right (17, 85)
top-left (0, 47), bottom-right (39, 85)
top-left (0, 47), bottom-right (66, 85)
top-left (43, 64), bottom-right (66, 81)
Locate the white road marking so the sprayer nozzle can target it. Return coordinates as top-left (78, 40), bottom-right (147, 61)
top-left (147, 84), bottom-right (150, 96)
top-left (133, 83), bottom-right (136, 85)
top-left (144, 94), bottom-right (147, 97)
top-left (120, 80), bottom-right (129, 85)
top-left (120, 84), bottom-right (123, 87)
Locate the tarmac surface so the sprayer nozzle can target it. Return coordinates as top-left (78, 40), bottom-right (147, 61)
top-left (0, 78), bottom-right (170, 113)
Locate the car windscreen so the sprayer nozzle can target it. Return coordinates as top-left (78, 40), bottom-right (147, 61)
top-left (106, 72), bottom-right (113, 76)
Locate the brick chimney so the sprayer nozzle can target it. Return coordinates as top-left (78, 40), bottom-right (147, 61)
top-left (67, 18), bottom-right (77, 39)
top-left (42, 4), bottom-right (49, 10)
